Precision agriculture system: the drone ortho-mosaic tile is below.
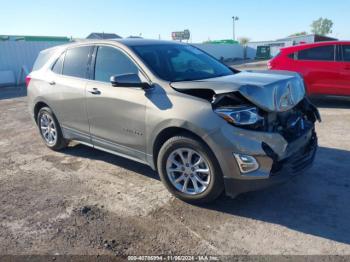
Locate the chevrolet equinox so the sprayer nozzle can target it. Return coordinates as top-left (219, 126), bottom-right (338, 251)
top-left (27, 39), bottom-right (320, 203)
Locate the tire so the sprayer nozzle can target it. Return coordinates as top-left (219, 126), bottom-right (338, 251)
top-left (157, 135), bottom-right (224, 204)
top-left (37, 107), bottom-right (68, 150)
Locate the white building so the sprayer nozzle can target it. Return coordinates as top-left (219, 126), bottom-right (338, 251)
top-left (247, 34), bottom-right (338, 59)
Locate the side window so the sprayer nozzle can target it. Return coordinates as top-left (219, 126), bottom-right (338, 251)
top-left (133, 48), bottom-right (164, 78)
top-left (342, 45), bottom-right (350, 62)
top-left (94, 46), bottom-right (139, 82)
top-left (52, 52), bottom-right (65, 74)
top-left (297, 45), bottom-right (335, 61)
top-left (288, 53), bottom-right (297, 59)
top-left (62, 46), bottom-right (92, 78)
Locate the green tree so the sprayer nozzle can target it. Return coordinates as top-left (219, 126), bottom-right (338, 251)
top-left (238, 37), bottom-right (250, 60)
top-left (311, 18), bottom-right (333, 36)
top-left (238, 37), bottom-right (250, 46)
top-left (289, 32), bottom-right (308, 37)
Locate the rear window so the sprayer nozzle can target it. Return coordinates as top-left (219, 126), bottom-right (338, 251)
top-left (52, 53), bottom-right (65, 74)
top-left (62, 46), bottom-right (92, 78)
top-left (297, 45), bottom-right (335, 61)
top-left (32, 50), bottom-right (53, 71)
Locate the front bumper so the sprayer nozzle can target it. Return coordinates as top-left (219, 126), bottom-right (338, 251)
top-left (224, 131), bottom-right (318, 198)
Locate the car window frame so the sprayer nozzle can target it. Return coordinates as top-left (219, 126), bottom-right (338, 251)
top-left (50, 51), bottom-right (66, 75)
top-left (296, 45), bottom-right (336, 62)
top-left (340, 44), bottom-right (350, 62)
top-left (55, 45), bottom-right (95, 80)
top-left (288, 52), bottom-right (297, 60)
top-left (88, 44), bottom-right (151, 86)
top-left (335, 45), bottom-right (342, 61)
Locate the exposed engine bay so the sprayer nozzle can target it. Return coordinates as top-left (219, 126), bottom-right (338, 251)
top-left (171, 70), bottom-right (321, 142)
top-left (212, 91), bottom-right (321, 142)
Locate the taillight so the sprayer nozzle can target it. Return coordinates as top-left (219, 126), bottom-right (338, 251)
top-left (267, 60), bottom-right (272, 70)
top-left (25, 76), bottom-right (31, 88)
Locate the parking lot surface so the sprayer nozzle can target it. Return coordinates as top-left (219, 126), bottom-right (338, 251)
top-left (0, 85), bottom-right (350, 256)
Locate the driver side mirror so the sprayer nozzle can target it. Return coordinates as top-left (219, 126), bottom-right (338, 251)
top-left (110, 73), bottom-right (151, 89)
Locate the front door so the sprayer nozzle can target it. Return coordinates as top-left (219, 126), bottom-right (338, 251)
top-left (337, 44), bottom-right (350, 96)
top-left (86, 45), bottom-right (147, 162)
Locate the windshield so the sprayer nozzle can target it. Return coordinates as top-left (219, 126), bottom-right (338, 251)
top-left (132, 44), bottom-right (233, 82)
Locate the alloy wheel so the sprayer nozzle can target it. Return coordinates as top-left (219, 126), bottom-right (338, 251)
top-left (39, 113), bottom-right (57, 145)
top-left (166, 148), bottom-right (211, 195)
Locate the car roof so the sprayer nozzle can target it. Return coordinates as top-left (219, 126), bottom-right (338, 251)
top-left (37, 39), bottom-right (187, 67)
top-left (113, 38), bottom-right (185, 46)
top-left (62, 38), bottom-right (185, 48)
top-left (38, 39), bottom-right (186, 58)
top-left (281, 41), bottom-right (350, 53)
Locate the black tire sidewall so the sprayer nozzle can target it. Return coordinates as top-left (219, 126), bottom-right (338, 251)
top-left (157, 135), bottom-right (223, 203)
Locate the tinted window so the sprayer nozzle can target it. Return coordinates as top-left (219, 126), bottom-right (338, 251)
top-left (94, 46), bottom-right (138, 82)
top-left (342, 45), bottom-right (350, 62)
top-left (298, 45), bottom-right (334, 61)
top-left (52, 53), bottom-right (64, 74)
top-left (132, 44), bottom-right (233, 82)
top-left (170, 49), bottom-right (214, 75)
top-left (62, 46), bottom-right (91, 78)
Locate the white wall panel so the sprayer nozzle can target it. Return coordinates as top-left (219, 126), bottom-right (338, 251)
top-left (193, 44), bottom-right (244, 60)
top-left (0, 41), bottom-right (66, 85)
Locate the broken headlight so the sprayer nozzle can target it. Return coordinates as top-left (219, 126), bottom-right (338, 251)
top-left (215, 106), bottom-right (264, 126)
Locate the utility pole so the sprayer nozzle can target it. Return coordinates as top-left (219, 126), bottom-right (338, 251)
top-left (232, 16), bottom-right (239, 41)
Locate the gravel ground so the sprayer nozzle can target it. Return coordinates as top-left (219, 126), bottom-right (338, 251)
top-left (0, 84), bottom-right (349, 257)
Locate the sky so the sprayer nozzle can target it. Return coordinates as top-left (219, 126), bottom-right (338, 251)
top-left (1, 0), bottom-right (349, 42)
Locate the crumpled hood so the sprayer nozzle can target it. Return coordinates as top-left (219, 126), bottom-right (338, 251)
top-left (170, 70), bottom-right (306, 112)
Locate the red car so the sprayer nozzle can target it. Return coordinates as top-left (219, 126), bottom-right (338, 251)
top-left (268, 41), bottom-right (350, 96)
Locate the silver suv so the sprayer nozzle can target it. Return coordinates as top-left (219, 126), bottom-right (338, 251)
top-left (27, 39), bottom-right (320, 203)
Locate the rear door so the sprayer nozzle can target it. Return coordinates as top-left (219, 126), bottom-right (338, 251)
top-left (85, 45), bottom-right (148, 162)
top-left (293, 45), bottom-right (341, 95)
top-left (48, 45), bottom-right (93, 142)
top-left (337, 44), bottom-right (350, 95)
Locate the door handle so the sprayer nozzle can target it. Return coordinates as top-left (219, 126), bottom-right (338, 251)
top-left (88, 88), bottom-right (101, 95)
top-left (49, 81), bottom-right (56, 85)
